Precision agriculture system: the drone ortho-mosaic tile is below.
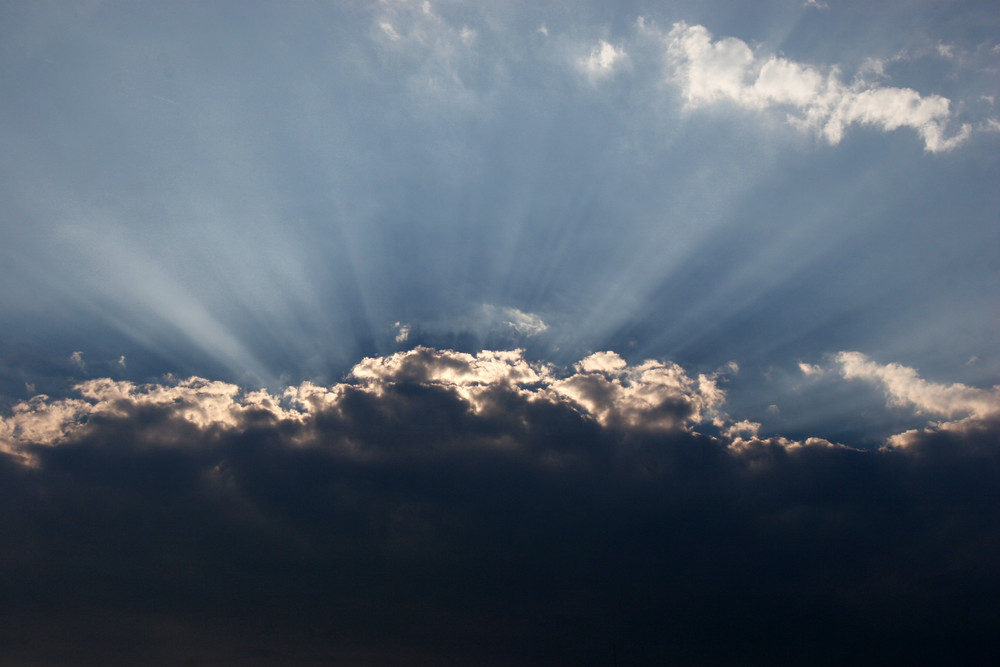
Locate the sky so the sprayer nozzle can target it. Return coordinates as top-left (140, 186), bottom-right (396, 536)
top-left (1, 1), bottom-right (998, 664)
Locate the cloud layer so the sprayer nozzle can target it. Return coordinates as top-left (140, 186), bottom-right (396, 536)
top-left (2, 348), bottom-right (997, 664)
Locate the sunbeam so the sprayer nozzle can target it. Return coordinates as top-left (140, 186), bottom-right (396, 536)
top-left (1, 2), bottom-right (998, 664)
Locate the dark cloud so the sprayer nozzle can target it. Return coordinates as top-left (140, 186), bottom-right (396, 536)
top-left (1, 349), bottom-right (998, 665)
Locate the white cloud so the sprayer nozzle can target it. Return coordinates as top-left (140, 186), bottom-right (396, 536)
top-left (936, 43), bottom-right (956, 60)
top-left (118, 355), bottom-right (127, 368)
top-left (836, 351), bottom-right (1000, 420)
top-left (658, 22), bottom-right (971, 152)
top-left (481, 304), bottom-right (548, 337)
top-left (502, 307), bottom-right (548, 336)
top-left (371, 0), bottom-right (483, 105)
top-left (835, 351), bottom-right (1000, 451)
top-left (459, 26), bottom-right (476, 47)
top-left (798, 362), bottom-right (823, 376)
top-left (70, 351), bottom-right (85, 369)
top-left (576, 351), bottom-right (628, 374)
top-left (580, 40), bottom-right (628, 79)
top-left (379, 20), bottom-right (401, 42)
top-left (394, 322), bottom-right (410, 343)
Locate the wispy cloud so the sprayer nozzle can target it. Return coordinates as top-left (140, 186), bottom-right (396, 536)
top-left (480, 304), bottom-right (548, 337)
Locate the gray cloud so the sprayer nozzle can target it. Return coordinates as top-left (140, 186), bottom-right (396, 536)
top-left (1, 348), bottom-right (997, 664)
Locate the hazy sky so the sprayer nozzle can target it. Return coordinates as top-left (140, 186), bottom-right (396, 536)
top-left (1, 2), bottom-right (998, 664)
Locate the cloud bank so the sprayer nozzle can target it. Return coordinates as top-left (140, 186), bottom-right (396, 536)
top-left (2, 348), bottom-right (997, 664)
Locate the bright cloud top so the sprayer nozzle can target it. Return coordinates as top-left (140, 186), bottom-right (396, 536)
top-left (837, 351), bottom-right (1000, 419)
top-left (836, 351), bottom-right (1000, 449)
top-left (5, 348), bottom-right (997, 463)
top-left (0, 348), bottom-right (728, 461)
top-left (657, 21), bottom-right (971, 152)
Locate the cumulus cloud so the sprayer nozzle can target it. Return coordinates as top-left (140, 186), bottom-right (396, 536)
top-left (1, 348), bottom-right (998, 664)
top-left (836, 351), bottom-right (1000, 420)
top-left (654, 22), bottom-right (971, 152)
top-left (1, 348), bottom-right (721, 460)
top-left (6, 348), bottom-right (996, 462)
top-left (579, 39), bottom-right (628, 79)
top-left (835, 351), bottom-right (1000, 451)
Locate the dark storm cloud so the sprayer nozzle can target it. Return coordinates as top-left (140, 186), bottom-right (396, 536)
top-left (2, 349), bottom-right (998, 665)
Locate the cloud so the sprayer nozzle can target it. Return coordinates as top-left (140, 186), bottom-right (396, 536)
top-left (371, 0), bottom-right (484, 106)
top-left (835, 351), bottom-right (1000, 452)
top-left (2, 348), bottom-right (708, 460)
top-left (798, 361), bottom-right (823, 375)
top-left (655, 22), bottom-right (972, 152)
top-left (394, 321), bottom-right (410, 343)
top-left (499, 306), bottom-right (548, 336)
top-left (70, 350), bottom-right (85, 369)
top-left (7, 348), bottom-right (996, 462)
top-left (481, 304), bottom-right (548, 337)
top-left (836, 351), bottom-right (1000, 420)
top-left (2, 348), bottom-right (999, 663)
top-left (1, 348), bottom-right (998, 663)
top-left (579, 39), bottom-right (628, 79)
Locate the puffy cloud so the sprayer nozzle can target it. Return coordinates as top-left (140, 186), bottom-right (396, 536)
top-left (7, 348), bottom-right (996, 461)
top-left (657, 22), bottom-right (971, 152)
top-left (836, 351), bottom-right (1000, 452)
top-left (394, 321), bottom-right (410, 343)
top-left (579, 39), bottom-right (628, 79)
top-left (1, 348), bottom-right (721, 459)
top-left (798, 361), bottom-right (823, 375)
top-left (1, 348), bottom-right (998, 664)
top-left (836, 351), bottom-right (1000, 420)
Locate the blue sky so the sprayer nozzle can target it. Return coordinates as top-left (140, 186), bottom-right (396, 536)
top-left (1, 2), bottom-right (999, 664)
